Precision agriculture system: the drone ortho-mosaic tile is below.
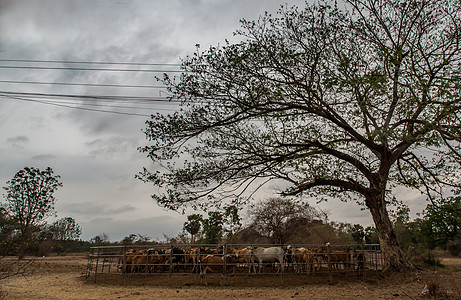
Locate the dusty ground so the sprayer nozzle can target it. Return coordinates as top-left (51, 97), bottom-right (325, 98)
top-left (1, 254), bottom-right (460, 299)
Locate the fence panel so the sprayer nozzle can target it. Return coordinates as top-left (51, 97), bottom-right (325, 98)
top-left (86, 243), bottom-right (383, 284)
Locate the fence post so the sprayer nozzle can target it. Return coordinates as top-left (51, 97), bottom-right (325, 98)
top-left (93, 247), bottom-right (101, 283)
top-left (85, 247), bottom-right (93, 278)
top-left (327, 243), bottom-right (332, 284)
top-left (121, 246), bottom-right (126, 285)
top-left (222, 244), bottom-right (227, 286)
top-left (169, 245), bottom-right (173, 285)
top-left (361, 244), bottom-right (366, 280)
top-left (280, 244), bottom-right (285, 287)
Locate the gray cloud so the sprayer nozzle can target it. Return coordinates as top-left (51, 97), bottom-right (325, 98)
top-left (7, 135), bottom-right (29, 143)
top-left (61, 202), bottom-right (136, 216)
top-left (6, 135), bottom-right (29, 148)
top-left (32, 154), bottom-right (58, 161)
top-left (81, 214), bottom-right (186, 241)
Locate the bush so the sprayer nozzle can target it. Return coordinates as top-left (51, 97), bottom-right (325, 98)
top-left (422, 251), bottom-right (444, 267)
top-left (446, 239), bottom-right (461, 257)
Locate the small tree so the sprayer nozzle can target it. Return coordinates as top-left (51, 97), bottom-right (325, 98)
top-left (183, 214), bottom-right (203, 243)
top-left (222, 205), bottom-right (242, 241)
top-left (349, 224), bottom-right (365, 244)
top-left (90, 233), bottom-right (109, 244)
top-left (201, 211), bottom-right (224, 244)
top-left (422, 196), bottom-right (461, 250)
top-left (0, 207), bottom-right (18, 255)
top-left (2, 167), bottom-right (62, 258)
top-left (49, 217), bottom-right (82, 241)
top-left (249, 197), bottom-right (323, 245)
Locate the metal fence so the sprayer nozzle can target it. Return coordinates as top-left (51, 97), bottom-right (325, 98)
top-left (86, 243), bottom-right (383, 285)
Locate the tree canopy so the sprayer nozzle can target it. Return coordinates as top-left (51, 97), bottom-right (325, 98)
top-left (2, 167), bottom-right (62, 257)
top-left (49, 217), bottom-right (82, 241)
top-left (249, 197), bottom-right (325, 245)
top-left (139, 0), bottom-right (461, 271)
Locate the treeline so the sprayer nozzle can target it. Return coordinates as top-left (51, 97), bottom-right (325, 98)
top-left (2, 168), bottom-right (459, 258)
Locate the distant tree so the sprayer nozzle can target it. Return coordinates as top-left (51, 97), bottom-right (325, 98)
top-left (249, 197), bottom-right (323, 245)
top-left (0, 207), bottom-right (18, 255)
top-left (201, 211), bottom-right (224, 244)
top-left (349, 224), bottom-right (365, 244)
top-left (121, 233), bottom-right (138, 245)
top-left (422, 196), bottom-right (461, 250)
top-left (222, 205), bottom-right (242, 241)
top-left (90, 233), bottom-right (109, 244)
top-left (183, 214), bottom-right (203, 243)
top-left (2, 167), bottom-right (62, 258)
top-left (364, 226), bottom-right (380, 244)
top-left (139, 0), bottom-right (461, 271)
top-left (49, 217), bottom-right (82, 241)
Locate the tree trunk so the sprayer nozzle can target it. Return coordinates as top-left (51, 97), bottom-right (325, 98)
top-left (366, 192), bottom-right (413, 272)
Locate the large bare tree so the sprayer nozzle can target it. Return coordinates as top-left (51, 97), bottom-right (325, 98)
top-left (139, 0), bottom-right (461, 271)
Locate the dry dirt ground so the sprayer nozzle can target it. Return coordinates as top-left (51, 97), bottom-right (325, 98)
top-left (1, 254), bottom-right (460, 300)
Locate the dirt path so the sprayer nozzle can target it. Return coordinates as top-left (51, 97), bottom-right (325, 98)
top-left (1, 255), bottom-right (460, 299)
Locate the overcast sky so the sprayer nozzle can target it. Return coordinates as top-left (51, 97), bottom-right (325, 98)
top-left (0, 0), bottom-right (427, 242)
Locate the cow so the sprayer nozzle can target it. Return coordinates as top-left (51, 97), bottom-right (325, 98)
top-left (130, 249), bottom-right (158, 273)
top-left (291, 247), bottom-right (316, 274)
top-left (351, 251), bottom-right (366, 275)
top-left (329, 250), bottom-right (352, 270)
top-left (119, 248), bottom-right (141, 273)
top-left (232, 247), bottom-right (253, 273)
top-left (252, 247), bottom-right (284, 273)
top-left (199, 254), bottom-right (237, 285)
top-left (183, 247), bottom-right (202, 273)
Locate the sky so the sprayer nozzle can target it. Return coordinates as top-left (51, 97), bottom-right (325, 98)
top-left (0, 0), bottom-right (428, 242)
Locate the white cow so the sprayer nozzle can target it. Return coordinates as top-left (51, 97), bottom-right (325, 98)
top-left (252, 247), bottom-right (284, 273)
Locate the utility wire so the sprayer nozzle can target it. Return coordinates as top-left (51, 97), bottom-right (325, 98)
top-left (0, 58), bottom-right (181, 66)
top-left (0, 65), bottom-right (184, 72)
top-left (0, 80), bottom-right (167, 89)
top-left (0, 91), bottom-right (180, 103)
top-left (0, 94), bottom-right (178, 116)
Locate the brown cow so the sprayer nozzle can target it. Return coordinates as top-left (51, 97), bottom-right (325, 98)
top-left (119, 248), bottom-right (141, 273)
top-left (200, 255), bottom-right (237, 285)
top-left (329, 250), bottom-right (351, 270)
top-left (291, 248), bottom-right (316, 274)
top-left (131, 249), bottom-right (160, 273)
top-left (232, 247), bottom-right (253, 273)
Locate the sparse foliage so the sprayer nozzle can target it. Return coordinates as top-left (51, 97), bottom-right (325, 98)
top-left (49, 217), bottom-right (82, 241)
top-left (2, 167), bottom-right (62, 258)
top-left (249, 197), bottom-right (324, 245)
top-left (90, 233), bottom-right (109, 244)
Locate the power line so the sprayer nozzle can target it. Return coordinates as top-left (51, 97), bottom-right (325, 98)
top-left (0, 94), bottom-right (179, 116)
top-left (0, 65), bottom-right (184, 73)
top-left (0, 91), bottom-right (180, 102)
top-left (0, 94), bottom-right (151, 117)
top-left (0, 58), bottom-right (181, 66)
top-left (0, 79), bottom-right (167, 89)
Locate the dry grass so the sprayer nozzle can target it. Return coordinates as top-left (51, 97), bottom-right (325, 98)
top-left (0, 254), bottom-right (460, 299)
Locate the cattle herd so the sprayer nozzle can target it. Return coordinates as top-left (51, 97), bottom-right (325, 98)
top-left (107, 244), bottom-right (369, 281)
